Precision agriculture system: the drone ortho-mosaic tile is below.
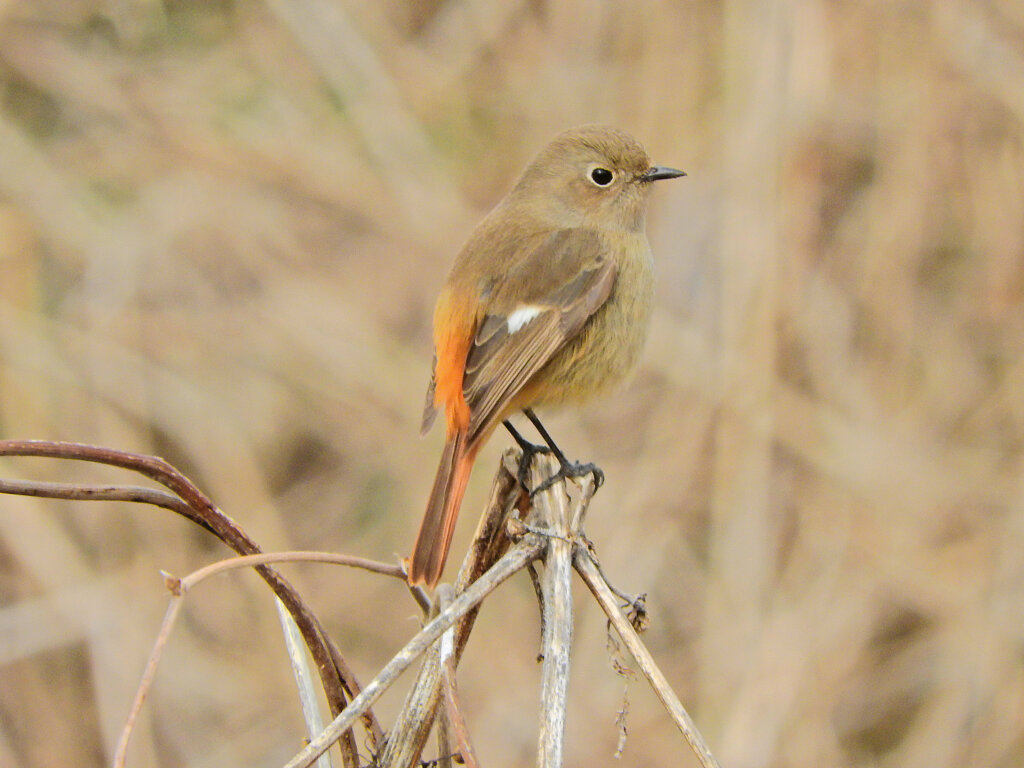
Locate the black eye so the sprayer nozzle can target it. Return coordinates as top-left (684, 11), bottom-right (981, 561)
top-left (590, 167), bottom-right (614, 186)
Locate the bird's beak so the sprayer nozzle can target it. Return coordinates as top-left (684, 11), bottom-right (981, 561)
top-left (640, 166), bottom-right (687, 182)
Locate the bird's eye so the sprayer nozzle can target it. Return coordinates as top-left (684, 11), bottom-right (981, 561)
top-left (589, 167), bottom-right (614, 186)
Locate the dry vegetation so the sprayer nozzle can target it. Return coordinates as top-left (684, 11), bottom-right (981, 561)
top-left (0, 0), bottom-right (1022, 766)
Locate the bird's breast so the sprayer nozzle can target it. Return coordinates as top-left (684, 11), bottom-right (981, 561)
top-left (523, 233), bottom-right (655, 407)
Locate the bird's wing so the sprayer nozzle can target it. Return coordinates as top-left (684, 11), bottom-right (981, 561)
top-left (461, 228), bottom-right (616, 443)
top-left (420, 354), bottom-right (439, 435)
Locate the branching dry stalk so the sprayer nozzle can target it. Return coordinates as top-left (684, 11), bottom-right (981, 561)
top-left (0, 440), bottom-right (379, 768)
top-left (0, 440), bottom-right (721, 768)
top-left (377, 452), bottom-right (522, 768)
top-left (283, 535), bottom-right (547, 768)
top-left (361, 447), bottom-right (719, 768)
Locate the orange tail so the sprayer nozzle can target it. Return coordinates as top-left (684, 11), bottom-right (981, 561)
top-left (409, 432), bottom-right (478, 587)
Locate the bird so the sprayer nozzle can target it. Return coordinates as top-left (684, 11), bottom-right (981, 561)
top-left (408, 125), bottom-right (684, 588)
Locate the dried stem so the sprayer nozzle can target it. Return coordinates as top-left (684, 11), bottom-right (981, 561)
top-left (575, 549), bottom-right (721, 768)
top-left (0, 477), bottom-right (212, 531)
top-left (178, 551), bottom-right (406, 588)
top-left (435, 583), bottom-right (480, 768)
top-left (530, 453), bottom-right (578, 768)
top-left (2, 439), bottom-right (722, 768)
top-left (440, 644), bottom-right (480, 768)
top-left (378, 451), bottom-right (521, 768)
top-left (112, 593), bottom-right (185, 768)
top-left (284, 534), bottom-right (546, 768)
top-left (0, 440), bottom-right (377, 764)
top-left (277, 599), bottom-right (333, 768)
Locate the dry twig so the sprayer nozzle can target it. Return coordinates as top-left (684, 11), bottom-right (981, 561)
top-left (576, 550), bottom-right (721, 768)
top-left (1, 440), bottom-right (721, 768)
top-left (284, 534), bottom-right (546, 768)
top-left (0, 440), bottom-right (378, 767)
top-left (529, 454), bottom-right (578, 768)
top-left (378, 452), bottom-right (521, 768)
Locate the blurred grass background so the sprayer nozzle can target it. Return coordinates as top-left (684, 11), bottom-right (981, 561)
top-left (0, 0), bottom-right (1022, 766)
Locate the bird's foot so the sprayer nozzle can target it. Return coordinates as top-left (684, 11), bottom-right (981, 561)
top-left (521, 408), bottom-right (605, 494)
top-left (530, 457), bottom-right (604, 496)
top-left (504, 410), bottom-right (606, 496)
top-left (503, 419), bottom-right (551, 492)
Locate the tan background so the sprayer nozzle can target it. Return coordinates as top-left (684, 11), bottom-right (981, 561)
top-left (1, 1), bottom-right (1022, 766)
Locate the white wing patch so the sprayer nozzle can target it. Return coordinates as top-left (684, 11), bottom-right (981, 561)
top-left (506, 305), bottom-right (544, 334)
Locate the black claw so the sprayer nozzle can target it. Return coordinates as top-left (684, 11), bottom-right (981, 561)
top-left (530, 459), bottom-right (604, 496)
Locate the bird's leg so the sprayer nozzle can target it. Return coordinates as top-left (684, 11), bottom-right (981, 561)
top-left (503, 419), bottom-right (551, 492)
top-left (523, 408), bottom-right (605, 493)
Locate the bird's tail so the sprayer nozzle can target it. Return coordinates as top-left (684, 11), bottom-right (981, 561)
top-left (408, 431), bottom-right (476, 587)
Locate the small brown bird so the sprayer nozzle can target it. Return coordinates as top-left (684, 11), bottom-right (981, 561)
top-left (408, 125), bottom-right (684, 587)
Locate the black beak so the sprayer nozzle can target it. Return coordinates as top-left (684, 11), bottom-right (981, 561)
top-left (640, 166), bottom-right (687, 182)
